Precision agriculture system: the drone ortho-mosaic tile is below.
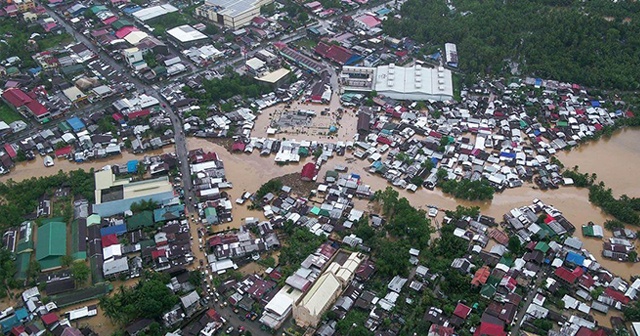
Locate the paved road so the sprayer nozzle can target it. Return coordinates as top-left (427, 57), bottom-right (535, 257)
top-left (511, 267), bottom-right (548, 336)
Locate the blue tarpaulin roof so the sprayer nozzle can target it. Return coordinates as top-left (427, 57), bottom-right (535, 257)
top-left (376, 7), bottom-right (391, 16)
top-left (591, 100), bottom-right (601, 107)
top-left (566, 251), bottom-right (585, 266)
top-left (66, 117), bottom-right (85, 131)
top-left (500, 152), bottom-right (517, 159)
top-left (535, 78), bottom-right (542, 86)
top-left (127, 160), bottom-right (138, 173)
top-left (15, 308), bottom-right (27, 320)
top-left (100, 224), bottom-right (127, 237)
top-left (429, 52), bottom-right (441, 60)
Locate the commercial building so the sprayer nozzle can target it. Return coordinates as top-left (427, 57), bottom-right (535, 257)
top-left (36, 221), bottom-right (67, 271)
top-left (340, 64), bottom-right (454, 101)
top-left (293, 251), bottom-right (364, 327)
top-left (255, 68), bottom-right (291, 88)
top-left (195, 0), bottom-right (274, 29)
top-left (166, 25), bottom-right (209, 48)
top-left (92, 169), bottom-right (175, 217)
top-left (260, 286), bottom-right (303, 330)
top-left (445, 43), bottom-right (458, 67)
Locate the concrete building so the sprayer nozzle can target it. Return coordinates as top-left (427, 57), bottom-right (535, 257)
top-left (166, 25), bottom-right (209, 47)
top-left (340, 64), bottom-right (454, 101)
top-left (445, 43), bottom-right (458, 67)
top-left (293, 251), bottom-right (364, 327)
top-left (93, 169), bottom-right (174, 217)
top-left (255, 68), bottom-right (291, 88)
top-left (195, 0), bottom-right (273, 29)
top-left (122, 48), bottom-right (146, 70)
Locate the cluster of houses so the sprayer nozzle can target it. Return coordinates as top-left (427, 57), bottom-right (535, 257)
top-left (187, 148), bottom-right (236, 226)
top-left (0, 287), bottom-right (94, 336)
top-left (0, 88), bottom-right (180, 174)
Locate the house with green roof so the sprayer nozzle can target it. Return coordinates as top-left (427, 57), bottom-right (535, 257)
top-left (534, 241), bottom-right (550, 254)
top-left (127, 211), bottom-right (154, 231)
top-left (36, 221), bottom-right (67, 271)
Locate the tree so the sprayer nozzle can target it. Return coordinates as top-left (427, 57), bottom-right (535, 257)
top-left (71, 261), bottom-right (90, 286)
top-left (624, 301), bottom-right (640, 321)
top-left (628, 250), bottom-right (637, 263)
top-left (26, 260), bottom-right (40, 284)
top-left (508, 236), bottom-right (523, 255)
top-left (60, 255), bottom-right (74, 268)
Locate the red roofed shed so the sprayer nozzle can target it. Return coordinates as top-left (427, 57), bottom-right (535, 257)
top-left (300, 162), bottom-right (316, 181)
top-left (55, 146), bottom-right (72, 158)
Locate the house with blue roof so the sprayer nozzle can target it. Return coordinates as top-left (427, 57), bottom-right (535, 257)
top-left (127, 160), bottom-right (139, 173)
top-left (100, 224), bottom-right (127, 237)
top-left (66, 117), bottom-right (85, 132)
top-left (565, 251), bottom-right (585, 267)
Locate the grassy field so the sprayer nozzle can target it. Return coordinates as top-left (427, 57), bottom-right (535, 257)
top-left (0, 101), bottom-right (24, 124)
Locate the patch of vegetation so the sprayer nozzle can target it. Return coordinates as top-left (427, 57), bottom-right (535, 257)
top-left (440, 178), bottom-right (494, 201)
top-left (253, 179), bottom-right (283, 202)
top-left (99, 272), bottom-right (179, 326)
top-left (182, 73), bottom-right (269, 106)
top-left (384, 0), bottom-right (640, 90)
top-left (0, 102), bottom-right (24, 123)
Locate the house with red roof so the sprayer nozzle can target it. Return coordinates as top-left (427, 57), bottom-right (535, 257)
top-left (3, 143), bottom-right (17, 159)
top-left (474, 321), bottom-right (506, 336)
top-left (115, 26), bottom-right (139, 39)
top-left (1, 88), bottom-right (50, 122)
top-left (314, 42), bottom-right (360, 65)
top-left (428, 324), bottom-right (455, 336)
top-left (604, 287), bottom-right (630, 305)
top-left (54, 146), bottom-right (72, 158)
top-left (554, 266), bottom-right (583, 284)
top-left (41, 312), bottom-right (59, 328)
top-left (126, 109), bottom-right (150, 120)
top-left (102, 234), bottom-right (119, 248)
top-left (353, 14), bottom-right (381, 30)
top-left (471, 266), bottom-right (491, 286)
top-left (300, 162), bottom-right (317, 181)
top-left (453, 303), bottom-right (471, 319)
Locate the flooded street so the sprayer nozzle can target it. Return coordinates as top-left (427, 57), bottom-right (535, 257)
top-left (253, 96), bottom-right (359, 143)
top-left (0, 147), bottom-right (171, 184)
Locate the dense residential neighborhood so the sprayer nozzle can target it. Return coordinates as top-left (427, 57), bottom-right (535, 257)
top-left (1, 0), bottom-right (640, 335)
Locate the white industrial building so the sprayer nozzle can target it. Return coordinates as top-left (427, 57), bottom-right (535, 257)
top-left (340, 64), bottom-right (454, 101)
top-left (195, 0), bottom-right (273, 29)
top-left (167, 25), bottom-right (209, 47)
top-left (132, 4), bottom-right (178, 22)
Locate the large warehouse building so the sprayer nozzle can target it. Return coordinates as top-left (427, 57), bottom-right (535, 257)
top-left (340, 64), bottom-right (454, 101)
top-left (93, 169), bottom-right (175, 217)
top-left (195, 0), bottom-right (273, 29)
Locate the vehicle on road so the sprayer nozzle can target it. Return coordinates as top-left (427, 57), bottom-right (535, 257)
top-left (225, 326), bottom-right (234, 334)
top-left (428, 206), bottom-right (439, 217)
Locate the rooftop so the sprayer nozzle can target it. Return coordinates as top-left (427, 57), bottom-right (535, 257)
top-left (167, 25), bottom-right (208, 43)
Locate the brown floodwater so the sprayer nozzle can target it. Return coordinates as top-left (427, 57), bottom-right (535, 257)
top-left (556, 128), bottom-right (640, 198)
top-left (0, 147), bottom-right (171, 184)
